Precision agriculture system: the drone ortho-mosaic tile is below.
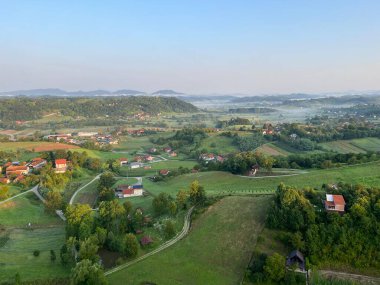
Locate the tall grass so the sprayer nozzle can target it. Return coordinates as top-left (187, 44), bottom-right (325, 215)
top-left (311, 272), bottom-right (359, 285)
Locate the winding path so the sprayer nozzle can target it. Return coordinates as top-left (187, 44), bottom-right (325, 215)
top-left (69, 174), bottom-right (102, 205)
top-left (0, 185), bottom-right (37, 205)
top-left (105, 206), bottom-right (194, 276)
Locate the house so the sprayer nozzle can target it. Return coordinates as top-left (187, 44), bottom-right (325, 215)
top-left (169, 151), bottom-right (177, 157)
top-left (28, 158), bottom-right (47, 170)
top-left (163, 147), bottom-right (172, 153)
top-left (119, 158), bottom-right (128, 166)
top-left (14, 174), bottom-right (25, 183)
top-left (216, 155), bottom-right (224, 162)
top-left (130, 162), bottom-right (142, 169)
top-left (148, 147), bottom-right (157, 154)
top-left (55, 159), bottom-right (67, 173)
top-left (134, 156), bottom-right (143, 163)
top-left (199, 153), bottom-right (215, 162)
top-left (6, 165), bottom-right (29, 177)
top-left (159, 169), bottom-right (170, 176)
top-left (249, 164), bottom-right (260, 176)
top-left (115, 184), bottom-right (143, 198)
top-left (144, 155), bottom-right (154, 162)
top-left (324, 194), bottom-right (346, 213)
top-left (286, 250), bottom-right (306, 272)
top-left (0, 177), bottom-right (10, 184)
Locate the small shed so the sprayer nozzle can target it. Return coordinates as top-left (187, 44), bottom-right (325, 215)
top-left (286, 250), bottom-right (305, 272)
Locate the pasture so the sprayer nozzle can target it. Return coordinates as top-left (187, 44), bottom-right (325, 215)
top-left (0, 193), bottom-right (68, 283)
top-left (143, 161), bottom-right (380, 197)
top-left (107, 195), bottom-right (271, 285)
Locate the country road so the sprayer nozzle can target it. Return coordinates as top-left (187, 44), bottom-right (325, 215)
top-left (105, 206), bottom-right (194, 276)
top-left (319, 270), bottom-right (380, 284)
top-left (69, 174), bottom-right (102, 205)
top-left (0, 185), bottom-right (37, 205)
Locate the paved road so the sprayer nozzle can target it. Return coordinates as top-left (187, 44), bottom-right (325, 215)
top-left (105, 206), bottom-right (194, 276)
top-left (69, 174), bottom-right (102, 205)
top-left (0, 185), bottom-right (37, 205)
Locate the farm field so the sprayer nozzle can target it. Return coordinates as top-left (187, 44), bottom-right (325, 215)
top-left (0, 194), bottom-right (68, 283)
top-left (320, 140), bottom-right (366, 154)
top-left (0, 141), bottom-right (79, 152)
top-left (256, 142), bottom-right (291, 156)
top-left (350, 137), bottom-right (380, 152)
top-left (107, 195), bottom-right (271, 285)
top-left (143, 161), bottom-right (380, 196)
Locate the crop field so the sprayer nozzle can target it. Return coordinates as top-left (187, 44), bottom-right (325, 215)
top-left (320, 140), bottom-right (366, 154)
top-left (0, 194), bottom-right (68, 283)
top-left (143, 161), bottom-right (380, 197)
top-left (107, 196), bottom-right (271, 285)
top-left (350, 137), bottom-right (380, 152)
top-left (0, 141), bottom-right (79, 152)
top-left (256, 143), bottom-right (291, 156)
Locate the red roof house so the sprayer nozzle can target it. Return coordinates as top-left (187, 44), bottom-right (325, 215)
top-left (325, 194), bottom-right (346, 213)
top-left (55, 159), bottom-right (67, 173)
top-left (159, 169), bottom-right (170, 176)
top-left (6, 165), bottom-right (29, 177)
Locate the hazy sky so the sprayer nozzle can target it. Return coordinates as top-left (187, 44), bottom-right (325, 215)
top-left (1, 0), bottom-right (380, 94)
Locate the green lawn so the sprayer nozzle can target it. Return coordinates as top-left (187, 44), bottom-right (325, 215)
top-left (199, 134), bottom-right (239, 154)
top-left (107, 196), bottom-right (271, 285)
top-left (143, 161), bottom-right (380, 196)
top-left (0, 193), bottom-right (69, 283)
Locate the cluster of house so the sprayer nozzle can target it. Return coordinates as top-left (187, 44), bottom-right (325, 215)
top-left (115, 184), bottom-right (143, 198)
top-left (44, 132), bottom-right (118, 146)
top-left (199, 153), bottom-right (224, 163)
top-left (0, 158), bottom-right (68, 184)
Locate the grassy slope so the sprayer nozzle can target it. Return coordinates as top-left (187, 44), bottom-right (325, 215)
top-left (143, 161), bottom-right (380, 196)
top-left (0, 194), bottom-right (68, 283)
top-left (319, 140), bottom-right (366, 154)
top-left (107, 196), bottom-right (271, 285)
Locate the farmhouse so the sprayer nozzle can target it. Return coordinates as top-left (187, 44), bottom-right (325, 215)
top-left (54, 159), bottom-right (67, 173)
top-left (115, 184), bottom-right (143, 198)
top-left (134, 156), bottom-right (143, 162)
top-left (130, 162), bottom-right (142, 169)
top-left (159, 169), bottom-right (170, 176)
top-left (6, 165), bottom-right (29, 177)
top-left (199, 153), bottom-right (215, 162)
top-left (119, 158), bottom-right (128, 166)
top-left (169, 151), bottom-right (177, 157)
top-left (324, 194), bottom-right (346, 213)
top-left (163, 147), bottom-right (172, 153)
top-left (144, 155), bottom-right (154, 162)
top-left (0, 177), bottom-right (10, 184)
top-left (28, 158), bottom-right (47, 170)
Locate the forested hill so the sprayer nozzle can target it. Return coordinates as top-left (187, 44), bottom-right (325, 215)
top-left (0, 96), bottom-right (198, 121)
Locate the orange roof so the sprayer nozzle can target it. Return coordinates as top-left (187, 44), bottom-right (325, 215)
top-left (333, 195), bottom-right (345, 205)
top-left (6, 165), bottom-right (28, 171)
top-left (55, 159), bottom-right (67, 165)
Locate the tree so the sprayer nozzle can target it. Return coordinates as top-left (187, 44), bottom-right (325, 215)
top-left (70, 259), bottom-right (107, 285)
top-left (122, 200), bottom-right (133, 216)
top-left (98, 172), bottom-right (115, 190)
top-left (98, 200), bottom-right (125, 234)
top-left (152, 193), bottom-right (171, 216)
top-left (164, 220), bottom-right (176, 239)
top-left (176, 189), bottom-right (188, 209)
top-left (50, 250), bottom-right (56, 262)
top-left (0, 185), bottom-right (9, 201)
top-left (189, 180), bottom-right (206, 205)
top-left (79, 238), bottom-right (99, 263)
top-left (14, 273), bottom-right (21, 285)
top-left (263, 253), bottom-right (286, 282)
top-left (123, 233), bottom-right (139, 258)
top-left (45, 190), bottom-right (63, 214)
top-left (65, 204), bottom-right (93, 238)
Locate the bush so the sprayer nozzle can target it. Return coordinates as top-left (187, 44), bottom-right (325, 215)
top-left (33, 250), bottom-right (40, 257)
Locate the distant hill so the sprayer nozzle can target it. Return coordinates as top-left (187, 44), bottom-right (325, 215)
top-left (151, 89), bottom-right (184, 95)
top-left (0, 88), bottom-right (145, 97)
top-left (0, 96), bottom-right (198, 122)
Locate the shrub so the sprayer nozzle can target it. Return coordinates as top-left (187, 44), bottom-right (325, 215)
top-left (33, 250), bottom-right (40, 257)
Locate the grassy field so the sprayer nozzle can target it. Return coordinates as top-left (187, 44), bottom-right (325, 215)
top-left (350, 137), bottom-right (380, 152)
top-left (107, 195), bottom-right (271, 285)
top-left (199, 134), bottom-right (239, 154)
top-left (256, 143), bottom-right (291, 156)
top-left (143, 161), bottom-right (380, 196)
top-left (0, 141), bottom-right (79, 152)
top-left (320, 140), bottom-right (366, 154)
top-left (0, 193), bottom-right (69, 283)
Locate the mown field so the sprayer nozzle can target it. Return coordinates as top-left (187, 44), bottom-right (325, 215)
top-left (320, 137), bottom-right (380, 154)
top-left (107, 195), bottom-right (271, 285)
top-left (143, 161), bottom-right (380, 197)
top-left (0, 193), bottom-right (69, 283)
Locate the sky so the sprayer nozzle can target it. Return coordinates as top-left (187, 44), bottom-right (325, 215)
top-left (1, 0), bottom-right (380, 94)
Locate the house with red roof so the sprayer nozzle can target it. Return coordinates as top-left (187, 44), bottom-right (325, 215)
top-left (159, 169), bottom-right (170, 176)
top-left (28, 158), bottom-right (47, 170)
top-left (115, 184), bottom-right (143, 198)
top-left (6, 165), bottom-right (29, 177)
top-left (324, 194), bottom-right (346, 213)
top-left (55, 159), bottom-right (67, 173)
top-left (0, 177), bottom-right (10, 184)
top-left (119, 158), bottom-right (128, 166)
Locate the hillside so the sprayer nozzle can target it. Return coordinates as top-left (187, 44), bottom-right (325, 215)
top-left (0, 96), bottom-right (198, 121)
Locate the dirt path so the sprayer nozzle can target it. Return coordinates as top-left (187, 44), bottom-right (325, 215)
top-left (319, 270), bottom-right (380, 284)
top-left (105, 206), bottom-right (194, 276)
top-left (0, 186), bottom-right (37, 205)
top-left (69, 174), bottom-right (102, 205)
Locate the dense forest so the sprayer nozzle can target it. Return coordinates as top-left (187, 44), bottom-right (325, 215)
top-left (0, 96), bottom-right (198, 121)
